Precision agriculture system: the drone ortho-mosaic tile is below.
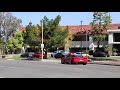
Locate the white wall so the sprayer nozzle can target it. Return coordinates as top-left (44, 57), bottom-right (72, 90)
top-left (107, 29), bottom-right (120, 44)
top-left (72, 41), bottom-right (108, 48)
top-left (108, 33), bottom-right (113, 44)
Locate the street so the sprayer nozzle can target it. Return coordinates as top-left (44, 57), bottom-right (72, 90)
top-left (0, 59), bottom-right (120, 78)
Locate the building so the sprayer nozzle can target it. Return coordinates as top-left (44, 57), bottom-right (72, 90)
top-left (107, 29), bottom-right (120, 54)
top-left (19, 24), bottom-right (120, 53)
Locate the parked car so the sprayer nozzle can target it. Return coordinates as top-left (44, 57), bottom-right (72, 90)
top-left (73, 52), bottom-right (89, 57)
top-left (51, 51), bottom-right (57, 57)
top-left (113, 52), bottom-right (118, 56)
top-left (51, 50), bottom-right (64, 58)
top-left (32, 52), bottom-right (47, 59)
top-left (93, 51), bottom-right (109, 57)
top-left (20, 52), bottom-right (34, 58)
top-left (54, 52), bottom-right (63, 59)
top-left (61, 53), bottom-right (88, 65)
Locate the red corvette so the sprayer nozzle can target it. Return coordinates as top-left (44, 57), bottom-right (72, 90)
top-left (32, 52), bottom-right (46, 59)
top-left (61, 53), bottom-right (88, 65)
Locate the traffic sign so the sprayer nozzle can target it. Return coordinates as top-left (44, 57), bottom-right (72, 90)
top-left (41, 44), bottom-right (44, 48)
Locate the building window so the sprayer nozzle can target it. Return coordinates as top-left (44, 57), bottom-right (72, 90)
top-left (72, 34), bottom-right (89, 41)
top-left (113, 33), bottom-right (120, 42)
top-left (118, 26), bottom-right (120, 29)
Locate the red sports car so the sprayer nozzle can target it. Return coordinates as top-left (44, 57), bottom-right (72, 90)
top-left (32, 52), bottom-right (46, 59)
top-left (61, 53), bottom-right (88, 65)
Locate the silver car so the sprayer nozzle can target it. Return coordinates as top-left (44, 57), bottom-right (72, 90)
top-left (74, 52), bottom-right (89, 57)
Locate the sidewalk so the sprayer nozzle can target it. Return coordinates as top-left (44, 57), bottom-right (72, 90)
top-left (88, 61), bottom-right (120, 66)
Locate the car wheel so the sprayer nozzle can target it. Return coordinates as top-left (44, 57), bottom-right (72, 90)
top-left (83, 63), bottom-right (87, 65)
top-left (55, 56), bottom-right (57, 59)
top-left (61, 59), bottom-right (65, 64)
top-left (69, 60), bottom-right (72, 64)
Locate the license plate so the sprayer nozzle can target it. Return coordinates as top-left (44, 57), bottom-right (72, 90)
top-left (80, 60), bottom-right (83, 61)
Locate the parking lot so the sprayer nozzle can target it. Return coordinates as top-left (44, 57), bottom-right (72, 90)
top-left (0, 59), bottom-right (120, 78)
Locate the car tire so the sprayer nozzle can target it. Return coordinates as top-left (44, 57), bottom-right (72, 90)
top-left (55, 56), bottom-right (57, 59)
top-left (61, 59), bottom-right (65, 64)
top-left (69, 60), bottom-right (72, 64)
top-left (83, 63), bottom-right (87, 65)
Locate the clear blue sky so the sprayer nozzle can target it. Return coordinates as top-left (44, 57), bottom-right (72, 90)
top-left (11, 12), bottom-right (120, 27)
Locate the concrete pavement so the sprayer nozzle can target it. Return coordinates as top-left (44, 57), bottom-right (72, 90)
top-left (43, 59), bottom-right (120, 66)
top-left (0, 60), bottom-right (120, 78)
top-left (1, 54), bottom-right (120, 66)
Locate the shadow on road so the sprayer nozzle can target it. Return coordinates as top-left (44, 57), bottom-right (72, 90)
top-left (21, 58), bottom-right (42, 61)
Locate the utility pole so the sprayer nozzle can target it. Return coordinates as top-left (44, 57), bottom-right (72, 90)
top-left (109, 12), bottom-right (111, 17)
top-left (81, 21), bottom-right (82, 52)
top-left (83, 28), bottom-right (88, 55)
top-left (41, 20), bottom-right (44, 61)
top-left (86, 30), bottom-right (87, 54)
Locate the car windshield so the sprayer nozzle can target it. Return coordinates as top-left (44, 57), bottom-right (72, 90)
top-left (73, 54), bottom-right (83, 57)
top-left (54, 51), bottom-right (57, 53)
top-left (75, 52), bottom-right (86, 54)
top-left (34, 52), bottom-right (41, 54)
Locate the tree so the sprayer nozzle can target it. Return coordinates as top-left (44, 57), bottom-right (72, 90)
top-left (90, 12), bottom-right (112, 49)
top-left (40, 15), bottom-right (62, 50)
top-left (7, 31), bottom-right (23, 54)
top-left (0, 38), bottom-right (4, 54)
top-left (41, 15), bottom-right (70, 51)
top-left (0, 12), bottom-right (22, 54)
top-left (22, 15), bottom-right (69, 52)
top-left (104, 46), bottom-right (118, 56)
top-left (51, 27), bottom-right (68, 49)
top-left (65, 27), bottom-right (73, 48)
top-left (22, 22), bottom-right (41, 49)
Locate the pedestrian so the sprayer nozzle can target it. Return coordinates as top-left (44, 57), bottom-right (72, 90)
top-left (44, 49), bottom-right (47, 59)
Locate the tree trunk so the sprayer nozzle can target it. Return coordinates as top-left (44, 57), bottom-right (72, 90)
top-left (12, 50), bottom-right (15, 54)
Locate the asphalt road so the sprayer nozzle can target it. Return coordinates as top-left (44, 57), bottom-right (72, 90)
top-left (0, 59), bottom-right (120, 78)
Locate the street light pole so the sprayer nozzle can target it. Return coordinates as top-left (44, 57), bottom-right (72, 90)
top-left (42, 20), bottom-right (43, 61)
top-left (109, 12), bottom-right (110, 17)
top-left (81, 21), bottom-right (82, 52)
top-left (86, 30), bottom-right (87, 55)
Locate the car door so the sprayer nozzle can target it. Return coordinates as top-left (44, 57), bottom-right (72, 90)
top-left (65, 54), bottom-right (71, 63)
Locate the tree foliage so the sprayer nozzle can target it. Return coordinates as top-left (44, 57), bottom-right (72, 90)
top-left (65, 29), bottom-right (73, 48)
top-left (23, 15), bottom-right (69, 51)
top-left (40, 15), bottom-right (69, 51)
top-left (0, 12), bottom-right (22, 54)
top-left (51, 27), bottom-right (68, 48)
top-left (90, 12), bottom-right (112, 48)
top-left (40, 15), bottom-right (62, 49)
top-left (22, 22), bottom-right (41, 48)
top-left (7, 31), bottom-right (23, 54)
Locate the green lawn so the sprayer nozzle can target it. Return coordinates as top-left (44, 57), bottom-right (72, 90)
top-left (0, 54), bottom-right (21, 60)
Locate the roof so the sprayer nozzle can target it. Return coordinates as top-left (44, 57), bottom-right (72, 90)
top-left (19, 24), bottom-right (120, 34)
top-left (61, 24), bottom-right (120, 34)
top-left (19, 27), bottom-right (26, 32)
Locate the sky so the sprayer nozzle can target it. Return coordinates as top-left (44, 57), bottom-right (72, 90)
top-left (11, 12), bottom-right (120, 27)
